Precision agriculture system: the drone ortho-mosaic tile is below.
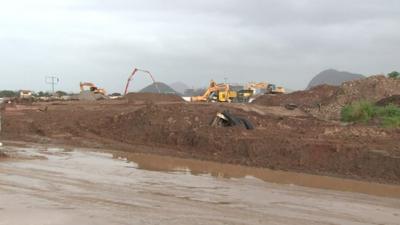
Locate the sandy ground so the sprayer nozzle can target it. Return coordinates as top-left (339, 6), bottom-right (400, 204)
top-left (1, 144), bottom-right (399, 225)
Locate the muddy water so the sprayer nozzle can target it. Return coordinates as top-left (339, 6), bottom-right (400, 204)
top-left (114, 151), bottom-right (400, 198)
top-left (0, 145), bottom-right (400, 225)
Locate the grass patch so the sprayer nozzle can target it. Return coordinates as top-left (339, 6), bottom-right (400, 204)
top-left (341, 101), bottom-right (400, 127)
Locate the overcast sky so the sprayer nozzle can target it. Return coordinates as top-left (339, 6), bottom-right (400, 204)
top-left (0, 0), bottom-right (399, 93)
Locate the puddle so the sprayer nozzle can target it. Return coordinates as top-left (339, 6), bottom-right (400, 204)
top-left (1, 144), bottom-right (400, 225)
top-left (113, 151), bottom-right (400, 199)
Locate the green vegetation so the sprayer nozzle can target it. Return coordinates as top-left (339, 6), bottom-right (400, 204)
top-left (0, 90), bottom-right (18, 98)
top-left (388, 71), bottom-right (399, 78)
top-left (341, 101), bottom-right (400, 127)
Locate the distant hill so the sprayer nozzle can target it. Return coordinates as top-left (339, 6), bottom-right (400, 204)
top-left (140, 82), bottom-right (179, 94)
top-left (169, 82), bottom-right (189, 94)
top-left (307, 69), bottom-right (365, 89)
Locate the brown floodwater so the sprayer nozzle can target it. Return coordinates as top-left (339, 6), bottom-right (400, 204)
top-left (112, 151), bottom-right (400, 198)
top-left (0, 144), bottom-right (399, 225)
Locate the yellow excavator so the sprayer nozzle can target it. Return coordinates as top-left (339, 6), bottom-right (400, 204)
top-left (191, 80), bottom-right (237, 102)
top-left (245, 82), bottom-right (268, 94)
top-left (79, 82), bottom-right (107, 95)
top-left (267, 84), bottom-right (285, 94)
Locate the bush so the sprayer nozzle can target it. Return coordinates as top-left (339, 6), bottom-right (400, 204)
top-left (388, 71), bottom-right (399, 79)
top-left (341, 101), bottom-right (400, 127)
top-left (376, 104), bottom-right (400, 127)
top-left (341, 101), bottom-right (376, 123)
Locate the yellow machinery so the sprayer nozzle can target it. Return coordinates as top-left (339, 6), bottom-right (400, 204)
top-left (245, 82), bottom-right (268, 95)
top-left (267, 84), bottom-right (285, 94)
top-left (79, 82), bottom-right (107, 95)
top-left (191, 80), bottom-right (237, 102)
top-left (218, 90), bottom-right (237, 102)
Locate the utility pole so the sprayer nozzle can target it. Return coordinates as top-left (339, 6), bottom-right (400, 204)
top-left (45, 76), bottom-right (60, 94)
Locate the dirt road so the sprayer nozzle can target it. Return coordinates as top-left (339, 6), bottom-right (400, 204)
top-left (1, 144), bottom-right (399, 225)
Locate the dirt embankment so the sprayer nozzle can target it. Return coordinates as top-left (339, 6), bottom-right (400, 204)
top-left (124, 93), bottom-right (184, 103)
top-left (253, 84), bottom-right (338, 108)
top-left (2, 96), bottom-right (400, 184)
top-left (254, 75), bottom-right (400, 120)
top-left (376, 95), bottom-right (400, 107)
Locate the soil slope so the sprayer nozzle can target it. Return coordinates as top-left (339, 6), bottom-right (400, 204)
top-left (255, 75), bottom-right (400, 120)
top-left (2, 98), bottom-right (400, 184)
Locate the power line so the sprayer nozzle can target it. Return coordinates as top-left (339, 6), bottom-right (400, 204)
top-left (45, 76), bottom-right (60, 94)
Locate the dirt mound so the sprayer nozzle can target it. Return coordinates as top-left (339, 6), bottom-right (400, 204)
top-left (376, 95), bottom-right (400, 107)
top-left (253, 84), bottom-right (338, 107)
top-left (3, 100), bottom-right (400, 184)
top-left (73, 91), bottom-right (108, 101)
top-left (255, 75), bottom-right (400, 120)
top-left (314, 75), bottom-right (400, 119)
top-left (124, 93), bottom-right (184, 103)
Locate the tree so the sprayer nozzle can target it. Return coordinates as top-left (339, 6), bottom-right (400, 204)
top-left (0, 90), bottom-right (18, 98)
top-left (55, 91), bottom-right (68, 96)
top-left (35, 91), bottom-right (52, 97)
top-left (388, 71), bottom-right (400, 78)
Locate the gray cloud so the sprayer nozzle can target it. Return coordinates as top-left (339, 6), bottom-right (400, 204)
top-left (0, 0), bottom-right (399, 92)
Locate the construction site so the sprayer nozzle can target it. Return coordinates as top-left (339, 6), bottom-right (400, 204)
top-left (1, 70), bottom-right (400, 182)
top-left (1, 68), bottom-right (400, 224)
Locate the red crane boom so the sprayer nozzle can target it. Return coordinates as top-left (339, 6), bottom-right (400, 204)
top-left (124, 68), bottom-right (160, 95)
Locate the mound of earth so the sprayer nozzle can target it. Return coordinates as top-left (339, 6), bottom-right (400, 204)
top-left (73, 91), bottom-right (108, 101)
top-left (124, 93), bottom-right (183, 103)
top-left (376, 95), bottom-right (400, 107)
top-left (140, 82), bottom-right (179, 94)
top-left (307, 69), bottom-right (364, 89)
top-left (253, 84), bottom-right (339, 107)
top-left (255, 75), bottom-right (400, 120)
top-left (3, 101), bottom-right (400, 184)
top-left (314, 75), bottom-right (400, 119)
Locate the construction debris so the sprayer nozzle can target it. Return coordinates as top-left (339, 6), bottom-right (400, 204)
top-left (210, 110), bottom-right (254, 130)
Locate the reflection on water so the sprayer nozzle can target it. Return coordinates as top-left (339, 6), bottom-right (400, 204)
top-left (112, 151), bottom-right (400, 198)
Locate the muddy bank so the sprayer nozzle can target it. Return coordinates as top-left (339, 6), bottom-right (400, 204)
top-left (2, 100), bottom-right (400, 184)
top-left (2, 144), bottom-right (399, 225)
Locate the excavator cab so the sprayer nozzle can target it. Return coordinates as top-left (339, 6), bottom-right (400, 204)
top-left (191, 80), bottom-right (237, 102)
top-left (218, 90), bottom-right (237, 102)
top-left (80, 82), bottom-right (107, 95)
top-left (267, 84), bottom-right (285, 94)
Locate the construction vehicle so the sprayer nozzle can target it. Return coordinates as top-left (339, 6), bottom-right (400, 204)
top-left (19, 90), bottom-right (33, 99)
top-left (245, 82), bottom-right (268, 95)
top-left (79, 82), bottom-right (107, 95)
top-left (191, 80), bottom-right (237, 102)
top-left (236, 89), bottom-right (254, 103)
top-left (267, 84), bottom-right (285, 94)
top-left (124, 68), bottom-right (160, 95)
top-left (18, 90), bottom-right (34, 103)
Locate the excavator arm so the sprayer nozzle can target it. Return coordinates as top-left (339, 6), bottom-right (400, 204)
top-left (80, 82), bottom-right (107, 95)
top-left (191, 80), bottom-right (231, 102)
